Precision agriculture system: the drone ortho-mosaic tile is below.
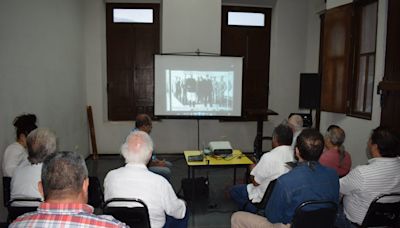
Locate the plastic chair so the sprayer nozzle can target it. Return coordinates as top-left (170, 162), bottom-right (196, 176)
top-left (291, 200), bottom-right (337, 228)
top-left (2, 177), bottom-right (11, 207)
top-left (7, 198), bottom-right (42, 223)
top-left (103, 198), bottom-right (151, 228)
top-left (360, 192), bottom-right (400, 228)
top-left (88, 176), bottom-right (104, 208)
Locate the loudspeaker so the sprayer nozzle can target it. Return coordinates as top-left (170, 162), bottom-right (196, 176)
top-left (299, 73), bottom-right (321, 109)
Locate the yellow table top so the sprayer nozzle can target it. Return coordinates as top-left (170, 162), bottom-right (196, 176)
top-left (184, 150), bottom-right (254, 166)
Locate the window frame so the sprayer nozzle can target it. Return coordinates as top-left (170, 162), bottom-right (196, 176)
top-left (347, 0), bottom-right (378, 119)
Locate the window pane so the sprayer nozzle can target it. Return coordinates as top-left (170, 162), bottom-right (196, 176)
top-left (360, 2), bottom-right (377, 53)
top-left (228, 12), bottom-right (265, 26)
top-left (355, 56), bottom-right (367, 112)
top-left (113, 9), bottom-right (153, 23)
top-left (365, 56), bottom-right (375, 113)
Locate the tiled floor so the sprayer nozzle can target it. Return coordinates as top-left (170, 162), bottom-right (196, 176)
top-left (86, 154), bottom-right (249, 228)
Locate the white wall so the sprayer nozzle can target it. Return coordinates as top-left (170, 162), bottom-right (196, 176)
top-left (84, 0), bottom-right (312, 154)
top-left (319, 0), bottom-right (388, 166)
top-left (0, 0), bottom-right (88, 220)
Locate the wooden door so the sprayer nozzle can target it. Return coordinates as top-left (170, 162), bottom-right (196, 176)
top-left (221, 6), bottom-right (272, 120)
top-left (379, 0), bottom-right (400, 131)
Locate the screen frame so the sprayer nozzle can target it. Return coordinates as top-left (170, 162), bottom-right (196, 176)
top-left (153, 54), bottom-right (244, 120)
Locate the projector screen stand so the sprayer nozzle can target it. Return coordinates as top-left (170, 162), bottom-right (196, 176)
top-left (251, 109), bottom-right (278, 160)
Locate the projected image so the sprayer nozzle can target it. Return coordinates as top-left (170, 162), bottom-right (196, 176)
top-left (166, 70), bottom-right (234, 113)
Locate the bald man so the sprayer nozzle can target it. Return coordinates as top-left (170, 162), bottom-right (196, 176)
top-left (288, 115), bottom-right (304, 148)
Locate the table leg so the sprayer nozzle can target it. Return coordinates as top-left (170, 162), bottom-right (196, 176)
top-left (187, 166), bottom-right (190, 179)
top-left (233, 167), bottom-right (237, 185)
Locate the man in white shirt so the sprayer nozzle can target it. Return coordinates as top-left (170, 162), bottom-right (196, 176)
top-left (288, 115), bottom-right (303, 149)
top-left (336, 126), bottom-right (400, 227)
top-left (11, 128), bottom-right (57, 206)
top-left (230, 124), bottom-right (294, 213)
top-left (104, 131), bottom-right (188, 228)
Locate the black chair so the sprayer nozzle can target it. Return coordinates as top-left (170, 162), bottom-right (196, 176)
top-left (242, 179), bottom-right (277, 215)
top-left (291, 200), bottom-right (337, 228)
top-left (2, 177), bottom-right (11, 207)
top-left (103, 198), bottom-right (151, 228)
top-left (360, 192), bottom-right (400, 228)
top-left (88, 176), bottom-right (104, 208)
top-left (7, 198), bottom-right (42, 223)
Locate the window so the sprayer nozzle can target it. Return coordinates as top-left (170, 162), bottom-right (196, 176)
top-left (349, 0), bottom-right (378, 119)
top-left (320, 1), bottom-right (378, 119)
top-left (113, 9), bottom-right (153, 23)
top-left (227, 12), bottom-right (265, 26)
top-left (106, 3), bottom-right (160, 121)
top-left (221, 6), bottom-right (271, 120)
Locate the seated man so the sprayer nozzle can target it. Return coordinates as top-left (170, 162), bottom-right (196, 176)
top-left (10, 151), bottom-right (127, 228)
top-left (104, 131), bottom-right (188, 228)
top-left (11, 128), bottom-right (56, 206)
top-left (230, 124), bottom-right (294, 213)
top-left (288, 114), bottom-right (303, 148)
top-left (319, 125), bottom-right (352, 177)
top-left (231, 129), bottom-right (339, 228)
top-left (336, 126), bottom-right (400, 227)
top-left (132, 114), bottom-right (172, 181)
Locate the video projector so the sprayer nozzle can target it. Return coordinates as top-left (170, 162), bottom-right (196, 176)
top-left (208, 141), bottom-right (233, 156)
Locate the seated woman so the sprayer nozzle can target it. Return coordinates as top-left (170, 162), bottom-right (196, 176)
top-left (319, 125), bottom-right (352, 177)
top-left (2, 114), bottom-right (37, 177)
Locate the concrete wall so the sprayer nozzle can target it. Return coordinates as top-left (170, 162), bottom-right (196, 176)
top-left (0, 0), bottom-right (88, 221)
top-left (319, 0), bottom-right (388, 167)
top-left (84, 0), bottom-right (311, 154)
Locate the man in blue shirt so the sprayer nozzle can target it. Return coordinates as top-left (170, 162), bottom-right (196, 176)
top-left (231, 129), bottom-right (339, 228)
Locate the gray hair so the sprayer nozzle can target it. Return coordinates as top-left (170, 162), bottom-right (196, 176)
top-left (27, 128), bottom-right (57, 164)
top-left (326, 126), bottom-right (346, 166)
top-left (41, 151), bottom-right (88, 200)
top-left (121, 131), bottom-right (153, 164)
top-left (288, 115), bottom-right (303, 131)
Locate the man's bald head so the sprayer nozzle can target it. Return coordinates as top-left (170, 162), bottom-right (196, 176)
top-left (288, 115), bottom-right (303, 132)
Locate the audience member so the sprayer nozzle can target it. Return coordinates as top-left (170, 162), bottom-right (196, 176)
top-left (104, 131), bottom-right (188, 228)
top-left (336, 127), bottom-right (400, 227)
top-left (132, 113), bottom-right (172, 180)
top-left (2, 114), bottom-right (37, 177)
top-left (231, 129), bottom-right (339, 227)
top-left (10, 151), bottom-right (127, 228)
top-left (319, 125), bottom-right (352, 177)
top-left (288, 114), bottom-right (303, 148)
top-left (230, 124), bottom-right (294, 213)
top-left (11, 128), bottom-right (56, 206)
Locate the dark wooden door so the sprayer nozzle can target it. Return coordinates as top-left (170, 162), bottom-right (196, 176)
top-left (320, 4), bottom-right (353, 113)
top-left (106, 4), bottom-right (160, 121)
top-left (379, 0), bottom-right (400, 131)
top-left (221, 6), bottom-right (272, 120)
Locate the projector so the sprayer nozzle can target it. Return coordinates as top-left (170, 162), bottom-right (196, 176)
top-left (208, 141), bottom-right (233, 156)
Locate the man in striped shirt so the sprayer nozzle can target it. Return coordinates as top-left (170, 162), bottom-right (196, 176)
top-left (336, 127), bottom-right (400, 227)
top-left (10, 151), bottom-right (127, 228)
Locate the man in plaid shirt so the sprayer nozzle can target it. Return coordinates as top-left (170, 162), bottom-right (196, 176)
top-left (10, 151), bottom-right (127, 228)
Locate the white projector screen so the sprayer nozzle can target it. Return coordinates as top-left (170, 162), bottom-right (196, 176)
top-left (154, 55), bottom-right (243, 118)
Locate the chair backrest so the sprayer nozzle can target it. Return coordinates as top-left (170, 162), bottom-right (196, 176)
top-left (291, 200), bottom-right (337, 228)
top-left (7, 198), bottom-right (42, 223)
top-left (88, 176), bottom-right (104, 208)
top-left (103, 198), bottom-right (151, 228)
top-left (256, 179), bottom-right (277, 211)
top-left (360, 192), bottom-right (400, 228)
top-left (2, 177), bottom-right (11, 207)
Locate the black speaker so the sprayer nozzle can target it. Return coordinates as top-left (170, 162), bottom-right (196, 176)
top-left (299, 73), bottom-right (321, 109)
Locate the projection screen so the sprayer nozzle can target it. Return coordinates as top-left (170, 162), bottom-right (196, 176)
top-left (154, 54), bottom-right (243, 118)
